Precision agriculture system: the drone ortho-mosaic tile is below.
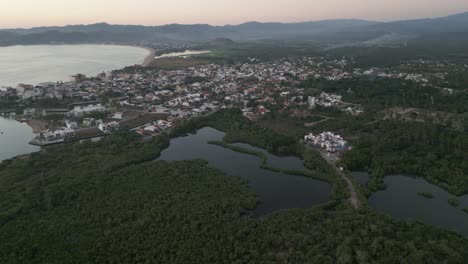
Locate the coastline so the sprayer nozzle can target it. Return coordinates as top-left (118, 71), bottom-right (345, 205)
top-left (1, 44), bottom-right (153, 87)
top-left (141, 47), bottom-right (155, 66)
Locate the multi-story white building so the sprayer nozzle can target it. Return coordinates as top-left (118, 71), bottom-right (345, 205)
top-left (304, 132), bottom-right (348, 153)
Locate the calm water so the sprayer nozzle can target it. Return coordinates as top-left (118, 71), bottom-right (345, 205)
top-left (0, 45), bottom-right (149, 87)
top-left (354, 172), bottom-right (468, 236)
top-left (158, 127), bottom-right (331, 215)
top-left (0, 116), bottom-right (40, 162)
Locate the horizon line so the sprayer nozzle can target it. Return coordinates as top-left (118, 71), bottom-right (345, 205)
top-left (2, 10), bottom-right (467, 31)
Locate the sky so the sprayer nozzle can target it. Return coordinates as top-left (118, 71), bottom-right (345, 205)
top-left (1, 0), bottom-right (468, 28)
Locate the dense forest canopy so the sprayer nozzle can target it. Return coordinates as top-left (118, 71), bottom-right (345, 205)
top-left (300, 77), bottom-right (468, 113)
top-left (1, 111), bottom-right (468, 263)
top-left (341, 120), bottom-right (468, 195)
top-left (294, 73), bottom-right (468, 196)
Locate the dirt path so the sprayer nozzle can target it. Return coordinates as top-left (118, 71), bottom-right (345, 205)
top-left (337, 169), bottom-right (361, 209)
top-left (304, 119), bottom-right (329, 128)
top-left (320, 152), bottom-right (362, 209)
top-left (304, 115), bottom-right (335, 128)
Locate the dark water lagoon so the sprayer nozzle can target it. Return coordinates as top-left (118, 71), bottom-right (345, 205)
top-left (158, 127), bottom-right (331, 215)
top-left (352, 172), bottom-right (468, 236)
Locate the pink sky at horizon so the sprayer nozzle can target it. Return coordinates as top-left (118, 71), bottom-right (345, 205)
top-left (1, 0), bottom-right (468, 28)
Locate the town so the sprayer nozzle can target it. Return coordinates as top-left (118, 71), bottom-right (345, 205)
top-left (0, 54), bottom-right (464, 147)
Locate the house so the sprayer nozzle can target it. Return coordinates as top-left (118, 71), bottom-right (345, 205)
top-left (112, 112), bottom-right (124, 119)
top-left (65, 120), bottom-right (78, 129)
top-left (39, 128), bottom-right (76, 143)
top-left (308, 96), bottom-right (316, 108)
top-left (23, 108), bottom-right (68, 118)
top-left (23, 108), bottom-right (38, 118)
top-left (68, 102), bottom-right (106, 117)
top-left (144, 125), bottom-right (159, 134)
top-left (41, 109), bottom-right (69, 117)
top-left (242, 111), bottom-right (257, 120)
top-left (98, 121), bottom-right (120, 133)
top-left (83, 118), bottom-right (96, 127)
top-left (156, 120), bottom-right (173, 130)
top-left (257, 105), bottom-right (270, 115)
top-left (442, 88), bottom-right (454, 96)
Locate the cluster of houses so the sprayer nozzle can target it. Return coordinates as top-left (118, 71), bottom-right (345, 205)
top-left (241, 105), bottom-right (271, 120)
top-left (304, 132), bottom-right (349, 153)
top-left (82, 117), bottom-right (102, 127)
top-left (37, 128), bottom-right (76, 144)
top-left (135, 120), bottom-right (173, 136)
top-left (3, 55), bottom-right (461, 116)
top-left (308, 92), bottom-right (364, 116)
top-left (22, 102), bottom-right (106, 119)
top-left (33, 119), bottom-right (121, 144)
top-left (68, 102), bottom-right (106, 117)
top-left (5, 53), bottom-right (465, 149)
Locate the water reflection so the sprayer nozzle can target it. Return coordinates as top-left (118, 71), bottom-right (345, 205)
top-left (158, 127), bottom-right (331, 215)
top-left (360, 172), bottom-right (468, 236)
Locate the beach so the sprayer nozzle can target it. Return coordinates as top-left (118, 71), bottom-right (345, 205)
top-left (141, 47), bottom-right (156, 66)
top-left (153, 50), bottom-right (210, 59)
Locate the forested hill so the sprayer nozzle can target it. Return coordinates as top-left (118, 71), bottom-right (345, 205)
top-left (1, 12), bottom-right (468, 44)
top-left (0, 20), bottom-right (377, 44)
top-left (1, 111), bottom-right (468, 263)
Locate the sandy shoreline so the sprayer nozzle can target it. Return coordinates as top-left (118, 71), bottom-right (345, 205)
top-left (141, 47), bottom-right (155, 66)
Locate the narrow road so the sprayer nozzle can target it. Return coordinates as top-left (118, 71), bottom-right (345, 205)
top-left (320, 152), bottom-right (362, 209)
top-left (336, 168), bottom-right (361, 209)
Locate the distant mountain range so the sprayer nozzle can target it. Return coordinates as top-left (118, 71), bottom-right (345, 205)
top-left (1, 12), bottom-right (468, 45)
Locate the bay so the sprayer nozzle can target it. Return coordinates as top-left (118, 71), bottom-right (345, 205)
top-left (0, 44), bottom-right (149, 87)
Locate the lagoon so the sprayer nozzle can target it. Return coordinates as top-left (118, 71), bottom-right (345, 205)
top-left (352, 172), bottom-right (468, 236)
top-left (158, 127), bottom-right (331, 215)
top-left (0, 116), bottom-right (40, 162)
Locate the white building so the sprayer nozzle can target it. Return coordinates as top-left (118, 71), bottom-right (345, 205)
top-left (156, 120), bottom-right (173, 130)
top-left (83, 118), bottom-right (95, 127)
top-left (144, 125), bottom-right (159, 134)
top-left (112, 112), bottom-right (124, 119)
top-left (39, 128), bottom-right (76, 142)
top-left (304, 132), bottom-right (348, 153)
top-left (308, 96), bottom-right (316, 108)
top-left (65, 120), bottom-right (78, 129)
top-left (68, 103), bottom-right (106, 117)
top-left (308, 92), bottom-right (342, 108)
top-left (98, 121), bottom-right (120, 134)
